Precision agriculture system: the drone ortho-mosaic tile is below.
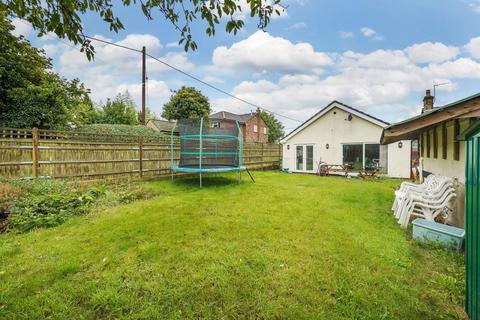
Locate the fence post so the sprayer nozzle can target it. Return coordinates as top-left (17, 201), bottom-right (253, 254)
top-left (138, 136), bottom-right (144, 178)
top-left (261, 143), bottom-right (264, 170)
top-left (32, 127), bottom-right (40, 178)
top-left (278, 143), bottom-right (282, 169)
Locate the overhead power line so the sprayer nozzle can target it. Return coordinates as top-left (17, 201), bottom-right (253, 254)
top-left (85, 36), bottom-right (303, 123)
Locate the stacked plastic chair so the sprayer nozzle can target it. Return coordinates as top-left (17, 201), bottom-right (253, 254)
top-left (392, 174), bottom-right (456, 228)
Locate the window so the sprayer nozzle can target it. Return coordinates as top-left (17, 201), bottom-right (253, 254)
top-left (263, 127), bottom-right (267, 134)
top-left (343, 144), bottom-right (363, 171)
top-left (454, 119), bottom-right (460, 161)
top-left (433, 126), bottom-right (438, 159)
top-left (442, 122), bottom-right (447, 159)
top-left (212, 121), bottom-right (220, 128)
top-left (253, 125), bottom-right (258, 133)
top-left (365, 144), bottom-right (380, 169)
top-left (343, 143), bottom-right (381, 171)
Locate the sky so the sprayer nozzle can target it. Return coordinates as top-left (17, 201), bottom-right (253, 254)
top-left (10, 0), bottom-right (480, 132)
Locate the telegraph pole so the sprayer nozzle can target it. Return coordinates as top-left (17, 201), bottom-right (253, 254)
top-left (141, 46), bottom-right (146, 125)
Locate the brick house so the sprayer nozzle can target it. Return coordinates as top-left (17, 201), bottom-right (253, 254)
top-left (210, 108), bottom-right (269, 143)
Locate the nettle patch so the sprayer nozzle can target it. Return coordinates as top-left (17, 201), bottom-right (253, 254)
top-left (0, 179), bottom-right (157, 233)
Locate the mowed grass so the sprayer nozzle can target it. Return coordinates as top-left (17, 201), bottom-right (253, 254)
top-left (0, 172), bottom-right (465, 319)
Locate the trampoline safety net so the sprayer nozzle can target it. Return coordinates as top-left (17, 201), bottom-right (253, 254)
top-left (171, 118), bottom-right (244, 172)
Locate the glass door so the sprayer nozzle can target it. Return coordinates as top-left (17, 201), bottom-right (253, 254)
top-left (296, 146), bottom-right (303, 171)
top-left (295, 145), bottom-right (314, 172)
top-left (306, 145), bottom-right (314, 171)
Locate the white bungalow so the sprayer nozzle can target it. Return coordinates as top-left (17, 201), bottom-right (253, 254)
top-left (280, 101), bottom-right (412, 178)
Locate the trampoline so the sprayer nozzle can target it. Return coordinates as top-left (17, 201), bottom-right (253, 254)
top-left (170, 118), bottom-right (254, 187)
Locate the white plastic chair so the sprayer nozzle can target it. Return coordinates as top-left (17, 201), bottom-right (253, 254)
top-left (393, 175), bottom-right (451, 220)
top-left (391, 175), bottom-right (437, 213)
top-left (397, 185), bottom-right (456, 228)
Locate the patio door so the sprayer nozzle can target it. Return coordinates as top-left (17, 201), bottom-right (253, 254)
top-left (296, 145), bottom-right (314, 172)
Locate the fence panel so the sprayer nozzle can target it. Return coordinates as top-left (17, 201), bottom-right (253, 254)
top-left (0, 128), bottom-right (281, 180)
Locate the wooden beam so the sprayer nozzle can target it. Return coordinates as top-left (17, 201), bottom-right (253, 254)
top-left (386, 101), bottom-right (480, 137)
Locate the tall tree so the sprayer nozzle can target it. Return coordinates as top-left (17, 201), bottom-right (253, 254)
top-left (99, 91), bottom-right (140, 125)
top-left (1, 0), bottom-right (284, 59)
top-left (0, 13), bottom-right (94, 129)
top-left (162, 86), bottom-right (211, 120)
top-left (261, 111), bottom-right (284, 142)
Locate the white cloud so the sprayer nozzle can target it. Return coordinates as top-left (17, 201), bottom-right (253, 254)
top-left (360, 27), bottom-right (383, 41)
top-left (465, 37), bottom-right (480, 59)
top-left (211, 35), bottom-right (480, 125)
top-left (405, 42), bottom-right (459, 63)
top-left (339, 31), bottom-right (354, 39)
top-left (202, 76), bottom-right (225, 84)
top-left (166, 41), bottom-right (181, 48)
top-left (11, 18), bottom-right (32, 38)
top-left (231, 0), bottom-right (288, 20)
top-left (118, 79), bottom-right (171, 110)
top-left (468, 1), bottom-right (480, 12)
top-left (287, 22), bottom-right (307, 30)
top-left (212, 31), bottom-right (333, 75)
top-left (51, 33), bottom-right (195, 114)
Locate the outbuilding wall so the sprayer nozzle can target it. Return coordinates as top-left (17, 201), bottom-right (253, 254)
top-left (418, 118), bottom-right (472, 227)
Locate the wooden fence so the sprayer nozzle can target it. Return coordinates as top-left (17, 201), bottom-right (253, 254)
top-left (0, 128), bottom-right (282, 180)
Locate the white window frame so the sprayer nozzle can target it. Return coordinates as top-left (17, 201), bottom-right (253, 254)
top-left (263, 127), bottom-right (267, 134)
top-left (212, 121), bottom-right (220, 128)
top-left (253, 124), bottom-right (258, 133)
top-left (341, 142), bottom-right (381, 170)
top-left (293, 144), bottom-right (315, 173)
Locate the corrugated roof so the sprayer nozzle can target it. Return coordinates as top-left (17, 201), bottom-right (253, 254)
top-left (381, 91), bottom-right (480, 144)
top-left (148, 119), bottom-right (175, 131)
top-left (384, 92), bottom-right (480, 130)
top-left (210, 111), bottom-right (254, 124)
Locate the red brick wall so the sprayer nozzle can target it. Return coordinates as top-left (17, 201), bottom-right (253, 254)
top-left (213, 114), bottom-right (268, 143)
top-left (245, 114), bottom-right (268, 143)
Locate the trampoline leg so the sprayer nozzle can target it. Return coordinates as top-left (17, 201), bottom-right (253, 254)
top-left (200, 172), bottom-right (202, 188)
top-left (238, 171), bottom-right (242, 184)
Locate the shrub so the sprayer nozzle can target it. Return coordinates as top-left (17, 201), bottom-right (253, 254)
top-left (0, 183), bottom-right (23, 232)
top-left (78, 124), bottom-right (165, 138)
top-left (2, 179), bottom-right (157, 233)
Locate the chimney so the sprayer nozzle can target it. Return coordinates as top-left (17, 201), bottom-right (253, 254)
top-left (256, 107), bottom-right (261, 115)
top-left (422, 89), bottom-right (434, 113)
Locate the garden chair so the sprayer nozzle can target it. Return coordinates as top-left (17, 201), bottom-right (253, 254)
top-left (392, 175), bottom-right (447, 217)
top-left (394, 177), bottom-right (454, 221)
top-left (397, 184), bottom-right (456, 228)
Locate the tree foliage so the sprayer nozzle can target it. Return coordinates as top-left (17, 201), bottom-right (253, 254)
top-left (1, 0), bottom-right (284, 60)
top-left (0, 13), bottom-right (96, 129)
top-left (97, 92), bottom-right (140, 125)
top-left (162, 86), bottom-right (211, 120)
top-left (261, 111), bottom-right (284, 142)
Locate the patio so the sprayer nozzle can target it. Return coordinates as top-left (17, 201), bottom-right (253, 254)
top-left (0, 172), bottom-right (465, 319)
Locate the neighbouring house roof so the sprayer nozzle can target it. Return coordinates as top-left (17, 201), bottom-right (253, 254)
top-left (210, 111), bottom-right (255, 124)
top-left (147, 119), bottom-right (176, 132)
top-left (381, 92), bottom-right (480, 145)
top-left (280, 100), bottom-right (390, 143)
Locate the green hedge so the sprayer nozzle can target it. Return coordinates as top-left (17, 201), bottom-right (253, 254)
top-left (78, 124), bottom-right (165, 137)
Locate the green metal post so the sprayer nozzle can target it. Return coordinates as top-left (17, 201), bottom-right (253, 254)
top-left (236, 120), bottom-right (243, 184)
top-left (199, 118), bottom-right (204, 188)
top-left (463, 123), bottom-right (480, 320)
top-left (170, 121), bottom-right (177, 181)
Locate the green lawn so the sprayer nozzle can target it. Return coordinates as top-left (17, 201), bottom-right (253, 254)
top-left (0, 172), bottom-right (465, 319)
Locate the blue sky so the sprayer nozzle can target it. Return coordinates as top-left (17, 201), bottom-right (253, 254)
top-left (11, 0), bottom-right (480, 131)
